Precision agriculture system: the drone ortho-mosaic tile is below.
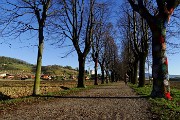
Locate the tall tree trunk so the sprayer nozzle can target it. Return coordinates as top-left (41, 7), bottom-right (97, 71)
top-left (127, 63), bottom-right (133, 83)
top-left (151, 29), bottom-right (170, 98)
top-left (129, 68), bottom-right (133, 83)
top-left (127, 0), bottom-right (178, 99)
top-left (131, 59), bottom-right (138, 84)
top-left (94, 56), bottom-right (98, 85)
top-left (138, 53), bottom-right (146, 87)
top-left (101, 68), bottom-right (105, 84)
top-left (100, 64), bottom-right (105, 84)
top-left (77, 55), bottom-right (86, 88)
top-left (33, 28), bottom-right (44, 96)
top-left (105, 70), bottom-right (109, 83)
top-left (149, 14), bottom-right (172, 98)
top-left (111, 71), bottom-right (115, 82)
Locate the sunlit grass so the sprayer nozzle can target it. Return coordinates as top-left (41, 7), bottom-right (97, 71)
top-left (129, 83), bottom-right (180, 119)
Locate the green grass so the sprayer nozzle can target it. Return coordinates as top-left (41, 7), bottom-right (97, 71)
top-left (128, 84), bottom-right (152, 96)
top-left (129, 83), bottom-right (180, 120)
top-left (44, 85), bottom-right (96, 97)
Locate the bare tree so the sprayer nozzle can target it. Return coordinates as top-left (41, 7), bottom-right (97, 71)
top-left (109, 42), bottom-right (119, 82)
top-left (59, 0), bottom-right (95, 87)
top-left (128, 9), bottom-right (151, 87)
top-left (96, 23), bottom-right (116, 83)
top-left (91, 2), bottom-right (110, 85)
top-left (117, 5), bottom-right (139, 84)
top-left (128, 0), bottom-right (180, 99)
top-left (0, 0), bottom-right (56, 95)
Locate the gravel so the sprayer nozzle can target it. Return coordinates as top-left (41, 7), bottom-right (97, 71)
top-left (0, 81), bottom-right (155, 120)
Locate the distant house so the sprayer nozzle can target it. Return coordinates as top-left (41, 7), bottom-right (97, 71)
top-left (69, 75), bottom-right (76, 80)
top-left (0, 73), bottom-right (6, 78)
top-left (21, 75), bottom-right (28, 80)
top-left (41, 75), bottom-right (51, 80)
top-left (85, 76), bottom-right (89, 80)
top-left (25, 74), bottom-right (35, 79)
top-left (6, 74), bottom-right (15, 79)
top-left (89, 70), bottom-right (95, 75)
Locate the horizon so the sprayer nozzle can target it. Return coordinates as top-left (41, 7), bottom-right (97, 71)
top-left (1, 55), bottom-right (180, 76)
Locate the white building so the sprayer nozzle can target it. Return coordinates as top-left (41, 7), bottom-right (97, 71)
top-left (0, 73), bottom-right (6, 77)
top-left (90, 70), bottom-right (95, 75)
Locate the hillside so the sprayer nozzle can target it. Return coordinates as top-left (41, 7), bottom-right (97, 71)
top-left (0, 56), bottom-right (78, 79)
top-left (41, 65), bottom-right (78, 76)
top-left (0, 56), bottom-right (33, 74)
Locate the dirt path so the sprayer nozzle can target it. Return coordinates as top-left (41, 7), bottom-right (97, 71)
top-left (1, 81), bottom-right (155, 120)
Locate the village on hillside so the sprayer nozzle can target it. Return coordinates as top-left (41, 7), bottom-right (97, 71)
top-left (0, 56), bottom-right (97, 81)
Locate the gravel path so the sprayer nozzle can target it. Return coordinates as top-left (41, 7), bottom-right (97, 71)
top-left (1, 81), bottom-right (155, 120)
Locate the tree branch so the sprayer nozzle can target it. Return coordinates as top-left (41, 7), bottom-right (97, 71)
top-left (128, 0), bottom-right (153, 25)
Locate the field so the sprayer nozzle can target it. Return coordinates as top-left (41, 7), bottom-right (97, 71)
top-left (0, 79), bottom-right (95, 99)
top-left (145, 80), bottom-right (180, 90)
top-left (0, 79), bottom-right (179, 99)
top-left (170, 81), bottom-right (180, 90)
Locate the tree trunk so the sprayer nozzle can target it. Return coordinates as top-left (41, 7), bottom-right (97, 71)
top-left (129, 69), bottom-right (133, 83)
top-left (150, 27), bottom-right (170, 98)
top-left (105, 70), bottom-right (109, 83)
top-left (33, 28), bottom-right (44, 96)
top-left (100, 64), bottom-right (105, 84)
top-left (94, 57), bottom-right (98, 85)
top-left (77, 55), bottom-right (86, 88)
top-left (101, 69), bottom-right (105, 84)
top-left (127, 0), bottom-right (177, 100)
top-left (138, 53), bottom-right (146, 87)
top-left (131, 59), bottom-right (138, 84)
top-left (111, 71), bottom-right (115, 82)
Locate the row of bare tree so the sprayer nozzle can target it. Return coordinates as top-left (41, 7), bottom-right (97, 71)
top-left (0, 0), bottom-right (179, 99)
top-left (0, 0), bottom-right (119, 96)
top-left (117, 2), bottom-right (151, 87)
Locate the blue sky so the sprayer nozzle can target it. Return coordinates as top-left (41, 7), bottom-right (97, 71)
top-left (0, 0), bottom-right (180, 75)
top-left (0, 39), bottom-right (79, 69)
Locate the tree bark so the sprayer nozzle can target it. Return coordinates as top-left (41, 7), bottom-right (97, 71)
top-left (105, 70), bottom-right (109, 83)
top-left (94, 53), bottom-right (98, 85)
top-left (150, 28), bottom-right (169, 98)
top-left (99, 63), bottom-right (105, 84)
top-left (77, 55), bottom-right (86, 88)
top-left (94, 59), bottom-right (98, 85)
top-left (129, 69), bottom-right (133, 83)
top-left (111, 71), bottom-right (115, 82)
top-left (33, 27), bottom-right (44, 96)
top-left (138, 53), bottom-right (146, 87)
top-left (131, 59), bottom-right (138, 84)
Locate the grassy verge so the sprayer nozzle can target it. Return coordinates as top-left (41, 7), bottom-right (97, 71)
top-left (129, 83), bottom-right (180, 120)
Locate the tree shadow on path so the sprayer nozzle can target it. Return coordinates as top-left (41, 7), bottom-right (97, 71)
top-left (0, 92), bottom-right (12, 100)
top-left (37, 95), bottom-right (150, 99)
